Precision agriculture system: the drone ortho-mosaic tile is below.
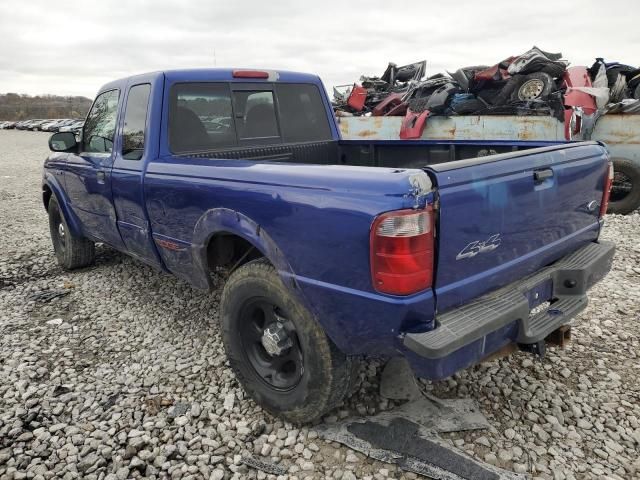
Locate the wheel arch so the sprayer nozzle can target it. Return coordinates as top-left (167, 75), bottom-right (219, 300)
top-left (190, 208), bottom-right (296, 290)
top-left (42, 176), bottom-right (84, 238)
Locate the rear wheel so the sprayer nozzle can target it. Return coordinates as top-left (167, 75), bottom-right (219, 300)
top-left (48, 196), bottom-right (95, 269)
top-left (219, 259), bottom-right (354, 423)
top-left (608, 158), bottom-right (640, 215)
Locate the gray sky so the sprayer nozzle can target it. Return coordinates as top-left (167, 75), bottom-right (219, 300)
top-left (0, 0), bottom-right (638, 98)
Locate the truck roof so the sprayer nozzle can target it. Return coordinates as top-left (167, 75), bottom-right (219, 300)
top-left (97, 68), bottom-right (323, 94)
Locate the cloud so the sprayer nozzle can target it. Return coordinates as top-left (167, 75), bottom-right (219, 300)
top-left (0, 0), bottom-right (638, 97)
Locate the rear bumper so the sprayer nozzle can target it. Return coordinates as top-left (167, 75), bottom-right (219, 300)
top-left (404, 241), bottom-right (615, 378)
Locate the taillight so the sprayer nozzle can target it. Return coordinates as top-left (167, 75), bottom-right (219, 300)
top-left (370, 207), bottom-right (434, 295)
top-left (599, 160), bottom-right (614, 218)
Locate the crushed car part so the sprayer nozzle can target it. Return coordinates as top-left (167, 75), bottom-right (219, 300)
top-left (379, 357), bottom-right (421, 400)
top-left (474, 57), bottom-right (516, 83)
top-left (511, 72), bottom-right (555, 102)
top-left (608, 74), bottom-right (628, 103)
top-left (382, 60), bottom-right (426, 84)
top-left (563, 67), bottom-right (597, 114)
top-left (425, 83), bottom-right (462, 114)
top-left (315, 417), bottom-right (525, 480)
top-left (400, 109), bottom-right (430, 139)
top-left (507, 46), bottom-right (566, 76)
top-left (517, 76), bottom-right (546, 100)
top-left (448, 94), bottom-right (488, 114)
top-left (606, 98), bottom-right (640, 114)
top-left (448, 66), bottom-right (488, 92)
top-left (372, 93), bottom-right (407, 116)
top-left (26, 289), bottom-right (71, 303)
top-left (241, 456), bottom-right (288, 476)
top-left (347, 84), bottom-right (368, 112)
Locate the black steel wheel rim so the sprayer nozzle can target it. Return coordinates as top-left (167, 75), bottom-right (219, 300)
top-left (52, 209), bottom-right (66, 253)
top-left (611, 171), bottom-right (633, 202)
top-left (238, 298), bottom-right (304, 391)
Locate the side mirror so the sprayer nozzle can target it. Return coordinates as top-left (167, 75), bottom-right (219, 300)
top-left (49, 132), bottom-right (77, 152)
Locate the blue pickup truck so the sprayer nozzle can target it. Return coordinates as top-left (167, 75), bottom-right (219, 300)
top-left (43, 68), bottom-right (615, 423)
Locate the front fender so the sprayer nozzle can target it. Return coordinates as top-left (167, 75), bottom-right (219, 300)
top-left (43, 174), bottom-right (83, 238)
top-left (190, 208), bottom-right (295, 290)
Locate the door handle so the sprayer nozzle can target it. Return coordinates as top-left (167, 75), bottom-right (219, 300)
top-left (97, 170), bottom-right (106, 184)
top-left (533, 168), bottom-right (553, 183)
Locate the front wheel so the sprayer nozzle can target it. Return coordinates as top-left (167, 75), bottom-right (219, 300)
top-left (48, 196), bottom-right (95, 269)
top-left (219, 259), bottom-right (354, 423)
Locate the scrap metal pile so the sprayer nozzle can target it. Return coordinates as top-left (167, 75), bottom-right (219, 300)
top-left (333, 47), bottom-right (640, 139)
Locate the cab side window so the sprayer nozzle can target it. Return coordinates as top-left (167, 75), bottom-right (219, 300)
top-left (83, 89), bottom-right (120, 153)
top-left (122, 84), bottom-right (151, 160)
top-left (275, 84), bottom-right (331, 142)
top-left (169, 83), bottom-right (236, 153)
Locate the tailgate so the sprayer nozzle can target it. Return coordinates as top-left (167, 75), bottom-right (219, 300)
top-left (428, 142), bottom-right (609, 312)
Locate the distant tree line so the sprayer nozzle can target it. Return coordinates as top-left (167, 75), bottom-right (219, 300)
top-left (0, 93), bottom-right (93, 120)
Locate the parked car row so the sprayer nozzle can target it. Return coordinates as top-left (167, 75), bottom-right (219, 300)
top-left (0, 118), bottom-right (84, 134)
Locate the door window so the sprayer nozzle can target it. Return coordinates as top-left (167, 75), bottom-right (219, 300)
top-left (122, 84), bottom-right (151, 160)
top-left (83, 89), bottom-right (120, 153)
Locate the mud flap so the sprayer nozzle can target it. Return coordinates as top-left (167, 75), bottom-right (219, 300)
top-left (314, 358), bottom-right (526, 479)
top-left (315, 417), bottom-right (527, 480)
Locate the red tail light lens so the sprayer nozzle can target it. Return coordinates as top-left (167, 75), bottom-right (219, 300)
top-left (599, 160), bottom-right (614, 218)
top-left (370, 207), bottom-right (434, 295)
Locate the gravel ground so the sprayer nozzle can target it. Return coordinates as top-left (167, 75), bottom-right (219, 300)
top-left (0, 129), bottom-right (639, 480)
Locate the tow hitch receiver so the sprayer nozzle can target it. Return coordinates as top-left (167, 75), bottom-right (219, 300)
top-left (519, 325), bottom-right (573, 357)
top-left (518, 340), bottom-right (547, 357)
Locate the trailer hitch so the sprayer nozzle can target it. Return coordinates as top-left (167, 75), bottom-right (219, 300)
top-left (518, 340), bottom-right (547, 358)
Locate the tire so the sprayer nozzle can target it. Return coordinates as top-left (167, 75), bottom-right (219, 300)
top-left (219, 258), bottom-right (354, 423)
top-left (451, 97), bottom-right (487, 114)
top-left (48, 196), bottom-right (95, 269)
top-left (608, 157), bottom-right (640, 215)
top-left (509, 72), bottom-right (554, 102)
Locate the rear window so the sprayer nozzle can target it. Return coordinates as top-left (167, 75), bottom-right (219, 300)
top-left (233, 91), bottom-right (279, 140)
top-left (168, 82), bottom-right (331, 154)
top-left (169, 83), bottom-right (236, 153)
top-left (275, 84), bottom-right (331, 142)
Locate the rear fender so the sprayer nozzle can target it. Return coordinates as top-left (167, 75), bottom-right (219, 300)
top-left (191, 208), bottom-right (295, 290)
top-left (43, 175), bottom-right (83, 238)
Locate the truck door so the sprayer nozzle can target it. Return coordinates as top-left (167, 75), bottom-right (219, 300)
top-left (111, 76), bottom-right (163, 268)
top-left (65, 88), bottom-right (125, 249)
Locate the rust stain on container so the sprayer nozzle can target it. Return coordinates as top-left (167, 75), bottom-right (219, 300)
top-left (356, 130), bottom-right (378, 138)
top-left (339, 120), bottom-right (349, 136)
